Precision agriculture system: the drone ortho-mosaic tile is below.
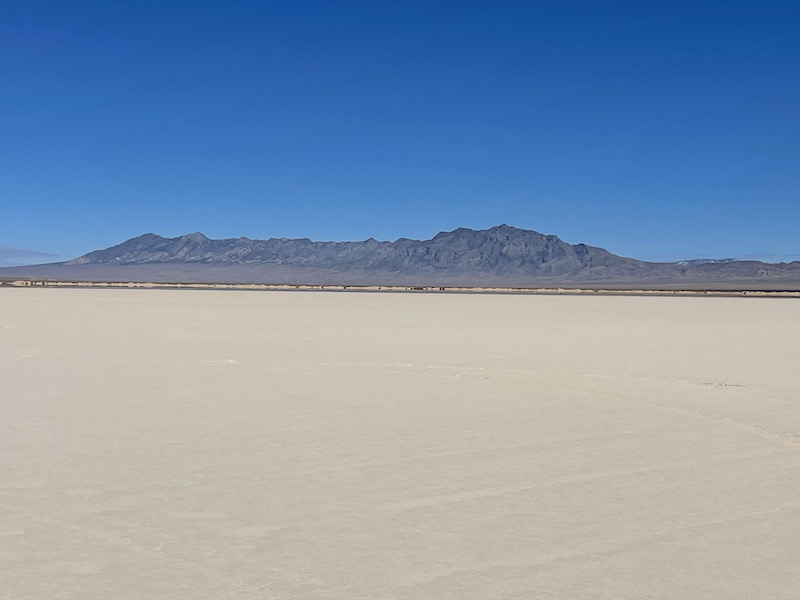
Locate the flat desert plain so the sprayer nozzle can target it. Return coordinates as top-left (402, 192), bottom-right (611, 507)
top-left (1, 288), bottom-right (799, 600)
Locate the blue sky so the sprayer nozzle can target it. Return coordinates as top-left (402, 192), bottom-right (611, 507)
top-left (2, 0), bottom-right (799, 265)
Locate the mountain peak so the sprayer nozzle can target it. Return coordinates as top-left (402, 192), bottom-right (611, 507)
top-left (484, 224), bottom-right (548, 236)
top-left (133, 232), bottom-right (166, 242)
top-left (181, 232), bottom-right (209, 243)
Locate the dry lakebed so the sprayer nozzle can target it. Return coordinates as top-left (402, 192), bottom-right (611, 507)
top-left (1, 287), bottom-right (799, 599)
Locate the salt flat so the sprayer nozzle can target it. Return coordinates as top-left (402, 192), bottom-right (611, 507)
top-left (1, 288), bottom-right (798, 599)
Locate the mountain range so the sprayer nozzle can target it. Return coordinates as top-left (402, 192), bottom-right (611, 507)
top-left (2, 225), bottom-right (799, 289)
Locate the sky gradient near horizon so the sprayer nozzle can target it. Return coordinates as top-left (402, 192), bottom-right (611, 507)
top-left (2, 1), bottom-right (799, 265)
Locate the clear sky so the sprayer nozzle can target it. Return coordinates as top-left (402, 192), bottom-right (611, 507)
top-left (2, 0), bottom-right (799, 265)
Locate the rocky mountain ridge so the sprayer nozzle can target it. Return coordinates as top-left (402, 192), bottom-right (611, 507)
top-left (3, 225), bottom-right (799, 287)
top-left (66, 225), bottom-right (659, 277)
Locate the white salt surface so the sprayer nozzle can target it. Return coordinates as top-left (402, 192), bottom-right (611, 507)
top-left (1, 288), bottom-right (799, 599)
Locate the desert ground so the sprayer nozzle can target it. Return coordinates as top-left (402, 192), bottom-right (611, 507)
top-left (1, 288), bottom-right (798, 599)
